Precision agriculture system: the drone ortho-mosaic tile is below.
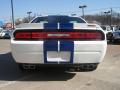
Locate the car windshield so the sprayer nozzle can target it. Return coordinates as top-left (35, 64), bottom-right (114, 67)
top-left (31, 16), bottom-right (86, 23)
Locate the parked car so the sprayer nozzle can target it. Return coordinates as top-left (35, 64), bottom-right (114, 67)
top-left (11, 15), bottom-right (107, 72)
top-left (0, 30), bottom-right (4, 38)
top-left (112, 29), bottom-right (120, 43)
top-left (0, 30), bottom-right (11, 39)
top-left (0, 27), bottom-right (3, 34)
top-left (0, 27), bottom-right (3, 31)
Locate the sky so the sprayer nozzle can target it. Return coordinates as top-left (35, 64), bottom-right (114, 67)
top-left (0, 0), bottom-right (120, 22)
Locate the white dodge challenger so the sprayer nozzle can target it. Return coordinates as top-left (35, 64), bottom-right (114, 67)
top-left (11, 15), bottom-right (107, 71)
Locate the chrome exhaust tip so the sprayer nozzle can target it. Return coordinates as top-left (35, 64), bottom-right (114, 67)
top-left (23, 64), bottom-right (36, 70)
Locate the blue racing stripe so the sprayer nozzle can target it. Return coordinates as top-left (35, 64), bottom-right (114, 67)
top-left (59, 23), bottom-right (74, 64)
top-left (44, 23), bottom-right (58, 29)
top-left (44, 40), bottom-right (58, 63)
top-left (44, 40), bottom-right (58, 51)
top-left (60, 23), bottom-right (73, 30)
top-left (43, 23), bottom-right (74, 64)
top-left (60, 41), bottom-right (74, 63)
top-left (43, 23), bottom-right (58, 63)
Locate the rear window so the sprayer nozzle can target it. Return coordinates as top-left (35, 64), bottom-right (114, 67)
top-left (31, 16), bottom-right (86, 23)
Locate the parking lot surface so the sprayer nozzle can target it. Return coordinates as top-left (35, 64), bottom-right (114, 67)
top-left (0, 40), bottom-right (120, 90)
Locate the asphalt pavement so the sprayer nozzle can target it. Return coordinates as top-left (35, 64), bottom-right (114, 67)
top-left (0, 40), bottom-right (120, 90)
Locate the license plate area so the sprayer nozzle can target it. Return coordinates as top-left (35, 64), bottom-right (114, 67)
top-left (47, 51), bottom-right (71, 63)
top-left (44, 40), bottom-right (74, 64)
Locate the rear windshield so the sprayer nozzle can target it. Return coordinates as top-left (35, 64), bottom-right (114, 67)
top-left (31, 16), bottom-right (86, 23)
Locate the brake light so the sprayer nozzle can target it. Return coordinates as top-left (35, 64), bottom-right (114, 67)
top-left (14, 31), bottom-right (104, 40)
top-left (15, 32), bottom-right (31, 39)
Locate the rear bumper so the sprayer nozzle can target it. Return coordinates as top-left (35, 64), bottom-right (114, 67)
top-left (11, 40), bottom-right (107, 64)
